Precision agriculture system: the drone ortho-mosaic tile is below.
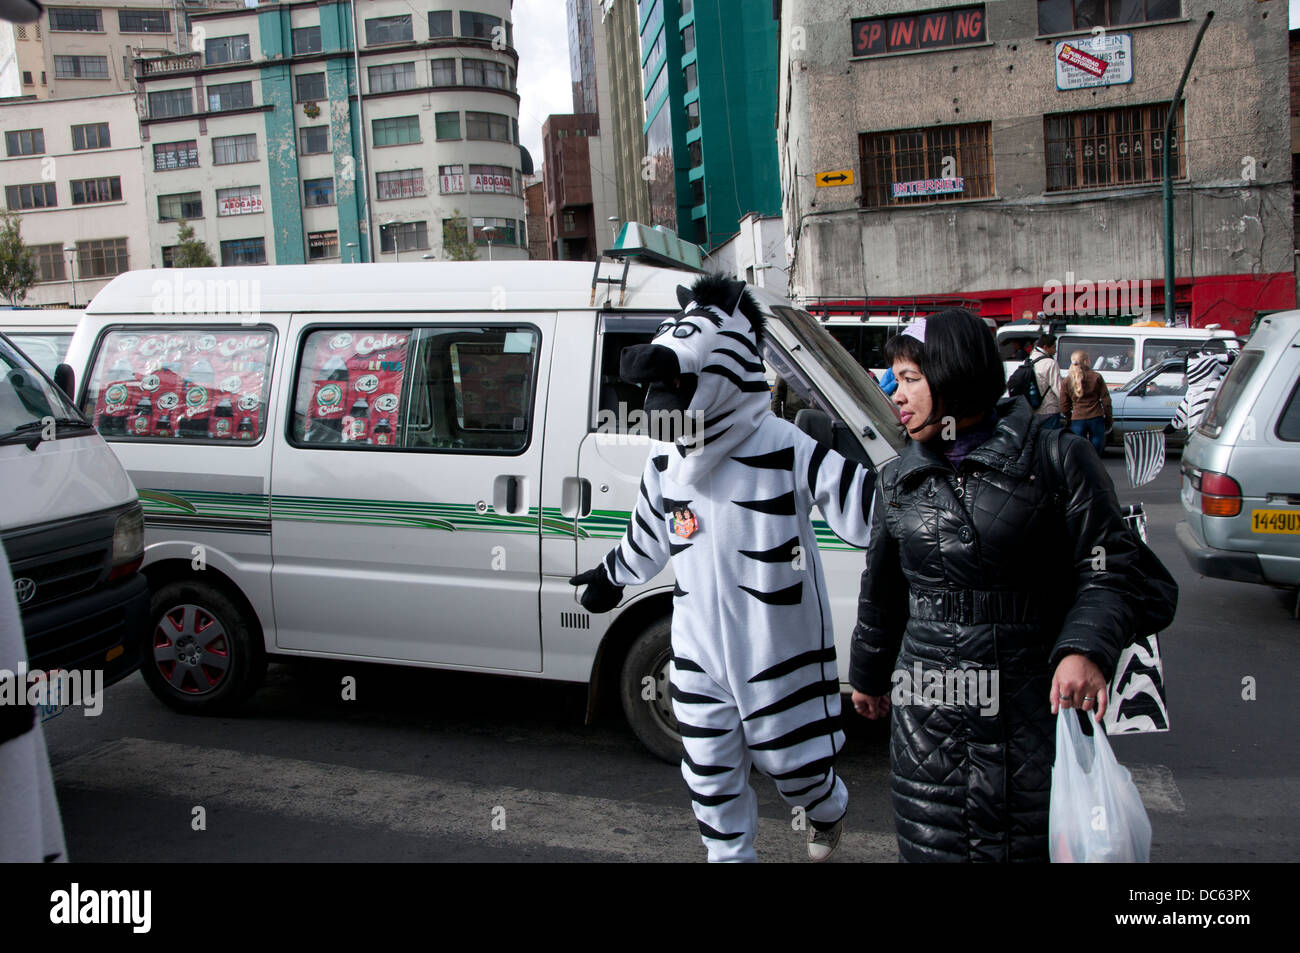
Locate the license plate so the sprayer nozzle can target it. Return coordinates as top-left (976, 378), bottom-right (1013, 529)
top-left (39, 701), bottom-right (64, 723)
top-left (1251, 509), bottom-right (1300, 534)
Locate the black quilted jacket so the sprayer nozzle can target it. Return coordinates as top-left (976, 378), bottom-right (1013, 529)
top-left (849, 397), bottom-right (1138, 862)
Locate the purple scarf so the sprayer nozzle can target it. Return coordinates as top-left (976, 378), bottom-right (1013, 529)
top-left (935, 411), bottom-right (997, 468)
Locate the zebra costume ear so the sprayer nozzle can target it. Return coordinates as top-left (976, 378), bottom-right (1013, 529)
top-left (676, 285), bottom-right (693, 309)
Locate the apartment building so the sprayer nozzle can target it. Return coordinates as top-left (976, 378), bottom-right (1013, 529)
top-left (777, 0), bottom-right (1294, 332)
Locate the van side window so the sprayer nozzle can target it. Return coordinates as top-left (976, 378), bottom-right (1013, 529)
top-left (1058, 336), bottom-right (1134, 374)
top-left (1144, 339), bottom-right (1219, 369)
top-left (292, 326), bottom-right (539, 452)
top-left (82, 328), bottom-right (275, 442)
top-left (594, 320), bottom-right (652, 431)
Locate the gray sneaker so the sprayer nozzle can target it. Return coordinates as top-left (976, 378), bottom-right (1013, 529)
top-left (807, 818), bottom-right (843, 862)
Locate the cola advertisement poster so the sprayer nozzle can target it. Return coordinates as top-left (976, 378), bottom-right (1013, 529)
top-left (300, 330), bottom-right (408, 445)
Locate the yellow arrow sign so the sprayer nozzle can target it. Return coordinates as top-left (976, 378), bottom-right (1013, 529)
top-left (816, 169), bottom-right (855, 187)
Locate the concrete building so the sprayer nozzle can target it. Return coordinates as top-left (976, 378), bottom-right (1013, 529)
top-left (539, 0), bottom-right (618, 261)
top-left (704, 211), bottom-right (788, 290)
top-left (134, 0), bottom-right (526, 265)
top-left (0, 91), bottom-right (149, 306)
top-left (601, 0), bottom-right (650, 227)
top-left (777, 0), bottom-right (1294, 333)
top-left (524, 176), bottom-right (548, 259)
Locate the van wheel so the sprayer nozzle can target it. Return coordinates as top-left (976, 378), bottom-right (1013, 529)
top-left (620, 617), bottom-right (684, 764)
top-left (142, 580), bottom-right (266, 714)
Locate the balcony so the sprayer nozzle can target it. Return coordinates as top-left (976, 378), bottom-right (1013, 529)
top-left (138, 52), bottom-right (202, 78)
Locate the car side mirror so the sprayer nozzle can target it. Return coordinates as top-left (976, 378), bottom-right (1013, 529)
top-left (54, 363), bottom-right (75, 402)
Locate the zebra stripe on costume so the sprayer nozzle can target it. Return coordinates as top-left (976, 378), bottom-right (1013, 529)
top-left (597, 275), bottom-right (876, 862)
top-left (1171, 351), bottom-right (1232, 432)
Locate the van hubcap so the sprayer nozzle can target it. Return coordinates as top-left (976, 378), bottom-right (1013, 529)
top-left (154, 604), bottom-right (230, 694)
top-left (649, 649), bottom-right (679, 734)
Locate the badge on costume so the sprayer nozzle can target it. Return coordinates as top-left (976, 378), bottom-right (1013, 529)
top-left (671, 507), bottom-right (698, 538)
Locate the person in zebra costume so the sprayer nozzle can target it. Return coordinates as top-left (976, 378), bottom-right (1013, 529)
top-left (1168, 349), bottom-right (1235, 434)
top-left (570, 274), bottom-right (876, 863)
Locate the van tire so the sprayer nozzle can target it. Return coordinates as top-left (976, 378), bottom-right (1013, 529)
top-left (620, 617), bottom-right (684, 765)
top-left (142, 580), bottom-right (266, 714)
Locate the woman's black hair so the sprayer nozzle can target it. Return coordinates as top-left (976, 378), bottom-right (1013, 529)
top-left (886, 309), bottom-right (1005, 432)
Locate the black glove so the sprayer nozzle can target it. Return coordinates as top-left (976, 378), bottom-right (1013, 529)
top-left (1162, 422), bottom-right (1176, 435)
top-left (569, 563), bottom-right (624, 613)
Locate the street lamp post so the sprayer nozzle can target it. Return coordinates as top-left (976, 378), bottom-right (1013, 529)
top-left (482, 225), bottom-right (497, 261)
top-left (345, 242), bottom-right (358, 263)
top-left (63, 244), bottom-right (77, 307)
top-left (608, 216), bottom-right (620, 241)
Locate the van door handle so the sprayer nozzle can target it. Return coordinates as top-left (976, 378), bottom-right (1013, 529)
top-left (561, 477), bottom-right (592, 518)
top-left (494, 475), bottom-right (526, 515)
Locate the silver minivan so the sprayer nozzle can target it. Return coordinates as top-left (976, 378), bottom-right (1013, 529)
top-left (1176, 313), bottom-right (1300, 591)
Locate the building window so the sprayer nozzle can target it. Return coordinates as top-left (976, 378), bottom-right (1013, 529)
top-left (212, 133), bottom-right (258, 165)
top-left (683, 62), bottom-right (697, 92)
top-left (469, 164), bottom-right (514, 194)
top-left (31, 243), bottom-right (66, 282)
top-left (561, 210), bottom-right (576, 233)
top-left (153, 140), bottom-right (198, 170)
top-left (158, 191), bottom-right (202, 222)
top-left (119, 9), bottom-right (168, 33)
top-left (642, 32), bottom-right (665, 88)
top-left (77, 238), bottom-right (129, 278)
top-left (851, 6), bottom-right (986, 56)
top-left (205, 34), bottom-right (251, 65)
top-left (48, 8), bottom-right (102, 32)
top-left (161, 245), bottom-right (180, 268)
top-left (380, 221), bottom-right (429, 252)
top-left (463, 58), bottom-right (508, 89)
top-left (22, 71), bottom-right (33, 85)
top-left (682, 23), bottom-right (695, 53)
top-left (149, 88), bottom-right (192, 119)
top-left (688, 140), bottom-right (701, 169)
top-left (439, 164), bottom-right (465, 193)
top-left (219, 237), bottom-right (266, 266)
top-left (303, 177), bottom-right (336, 207)
top-left (686, 100), bottom-right (699, 131)
top-left (465, 111), bottom-right (510, 141)
top-left (4, 129), bottom-right (43, 156)
top-left (435, 111), bottom-right (461, 140)
top-left (640, 0), bottom-right (662, 42)
top-left (473, 217), bottom-right (516, 245)
top-left (461, 10), bottom-right (508, 45)
top-left (54, 55), bottom-right (109, 79)
top-left (690, 177), bottom-right (704, 207)
top-left (307, 230), bottom-right (339, 260)
top-left (1045, 103), bottom-right (1184, 191)
top-left (293, 25), bottom-right (322, 54)
top-left (71, 122), bottom-right (110, 150)
top-left (369, 61), bottom-right (416, 92)
top-left (4, 183), bottom-right (57, 210)
top-left (296, 72), bottom-right (326, 102)
top-left (429, 10), bottom-right (454, 36)
top-left (430, 58), bottom-right (456, 85)
top-left (375, 168), bottom-right (425, 200)
top-left (216, 185), bottom-right (263, 216)
top-left (365, 14), bottom-right (413, 45)
top-left (682, 0), bottom-right (693, 13)
top-left (207, 82), bottom-right (254, 112)
top-left (645, 65), bottom-right (667, 110)
top-left (859, 121), bottom-right (994, 208)
top-left (300, 125), bottom-right (330, 155)
top-left (1037, 0), bottom-right (1180, 34)
top-left (71, 176), bottom-right (122, 205)
top-left (373, 115), bottom-right (421, 147)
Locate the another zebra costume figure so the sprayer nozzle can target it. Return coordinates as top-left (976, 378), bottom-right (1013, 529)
top-left (571, 274), bottom-right (876, 862)
top-left (1171, 350), bottom-right (1234, 433)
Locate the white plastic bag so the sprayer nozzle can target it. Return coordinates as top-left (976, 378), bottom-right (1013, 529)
top-left (1048, 709), bottom-right (1151, 862)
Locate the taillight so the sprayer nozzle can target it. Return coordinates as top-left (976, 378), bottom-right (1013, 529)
top-left (1200, 471), bottom-right (1242, 517)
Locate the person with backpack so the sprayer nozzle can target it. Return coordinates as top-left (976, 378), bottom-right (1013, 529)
top-left (1004, 334), bottom-right (1059, 425)
top-left (848, 309), bottom-right (1173, 862)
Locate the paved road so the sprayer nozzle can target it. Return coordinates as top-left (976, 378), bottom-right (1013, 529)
top-left (41, 451), bottom-right (1300, 862)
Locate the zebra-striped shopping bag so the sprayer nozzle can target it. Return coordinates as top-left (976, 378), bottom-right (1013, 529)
top-left (1104, 503), bottom-right (1170, 734)
top-left (1124, 429), bottom-right (1166, 487)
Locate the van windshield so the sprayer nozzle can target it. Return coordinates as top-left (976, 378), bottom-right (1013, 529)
top-left (0, 334), bottom-right (88, 443)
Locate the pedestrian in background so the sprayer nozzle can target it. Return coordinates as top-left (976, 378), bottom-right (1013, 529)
top-left (1030, 333), bottom-right (1062, 429)
top-left (1060, 350), bottom-right (1111, 454)
top-left (849, 309), bottom-right (1139, 862)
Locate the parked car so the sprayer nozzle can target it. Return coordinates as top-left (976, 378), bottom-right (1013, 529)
top-left (60, 243), bottom-right (906, 761)
top-left (1176, 312), bottom-right (1300, 595)
top-left (0, 309), bottom-right (81, 378)
top-left (1107, 358), bottom-right (1188, 449)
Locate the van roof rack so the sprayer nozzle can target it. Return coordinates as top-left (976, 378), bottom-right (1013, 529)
top-left (591, 222), bottom-right (705, 306)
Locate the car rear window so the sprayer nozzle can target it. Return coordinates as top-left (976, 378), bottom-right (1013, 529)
top-left (1275, 378), bottom-right (1300, 442)
top-left (1199, 350), bottom-right (1263, 438)
top-left (82, 327), bottom-right (276, 442)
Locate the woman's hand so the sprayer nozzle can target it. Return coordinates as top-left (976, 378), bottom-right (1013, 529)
top-left (851, 690), bottom-right (890, 720)
top-left (1050, 653), bottom-right (1108, 718)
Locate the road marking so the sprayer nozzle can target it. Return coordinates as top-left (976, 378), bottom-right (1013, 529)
top-left (1130, 763), bottom-right (1187, 814)
top-left (54, 738), bottom-right (898, 863)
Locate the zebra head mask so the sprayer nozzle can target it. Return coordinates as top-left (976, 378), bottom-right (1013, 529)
top-left (619, 274), bottom-right (769, 483)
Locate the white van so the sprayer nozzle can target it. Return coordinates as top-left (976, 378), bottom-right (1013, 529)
top-left (0, 309), bottom-right (81, 379)
top-left (0, 332), bottom-right (149, 697)
top-left (996, 322), bottom-right (1240, 390)
top-left (817, 312), bottom-right (996, 380)
top-left (61, 256), bottom-right (906, 761)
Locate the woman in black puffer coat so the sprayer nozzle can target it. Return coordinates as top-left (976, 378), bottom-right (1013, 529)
top-left (849, 310), bottom-right (1139, 863)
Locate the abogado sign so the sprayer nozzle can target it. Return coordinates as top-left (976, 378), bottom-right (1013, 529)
top-left (1055, 33), bottom-right (1133, 90)
top-left (219, 192), bottom-right (263, 216)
